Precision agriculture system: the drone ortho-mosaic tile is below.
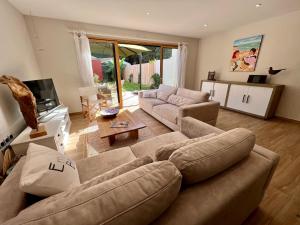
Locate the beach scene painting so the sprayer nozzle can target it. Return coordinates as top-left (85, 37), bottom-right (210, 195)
top-left (230, 35), bottom-right (263, 72)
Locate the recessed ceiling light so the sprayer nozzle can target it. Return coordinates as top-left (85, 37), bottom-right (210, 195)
top-left (204, 24), bottom-right (208, 27)
top-left (256, 3), bottom-right (262, 8)
top-left (146, 12), bottom-right (150, 15)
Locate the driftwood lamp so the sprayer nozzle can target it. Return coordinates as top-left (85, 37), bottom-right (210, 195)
top-left (0, 75), bottom-right (47, 138)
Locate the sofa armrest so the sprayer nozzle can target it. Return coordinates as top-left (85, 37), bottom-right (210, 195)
top-left (180, 117), bottom-right (224, 138)
top-left (178, 101), bottom-right (220, 126)
top-left (252, 145), bottom-right (280, 191)
top-left (138, 89), bottom-right (157, 98)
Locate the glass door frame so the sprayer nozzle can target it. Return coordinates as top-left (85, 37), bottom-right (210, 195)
top-left (88, 36), bottom-right (178, 108)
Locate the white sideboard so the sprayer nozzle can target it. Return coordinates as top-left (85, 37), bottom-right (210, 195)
top-left (11, 106), bottom-right (71, 156)
top-left (201, 80), bottom-right (284, 119)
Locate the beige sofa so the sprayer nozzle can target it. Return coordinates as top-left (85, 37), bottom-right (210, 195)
top-left (0, 117), bottom-right (279, 225)
top-left (139, 84), bottom-right (220, 130)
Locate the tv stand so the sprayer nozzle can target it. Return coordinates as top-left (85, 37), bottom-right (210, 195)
top-left (11, 106), bottom-right (71, 155)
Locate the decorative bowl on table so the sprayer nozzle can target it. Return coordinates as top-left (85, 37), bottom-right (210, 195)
top-left (100, 108), bottom-right (119, 118)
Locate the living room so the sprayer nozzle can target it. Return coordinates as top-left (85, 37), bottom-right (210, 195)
top-left (0, 0), bottom-right (300, 224)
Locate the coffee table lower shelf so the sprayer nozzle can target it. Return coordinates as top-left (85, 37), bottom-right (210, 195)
top-left (105, 129), bottom-right (139, 145)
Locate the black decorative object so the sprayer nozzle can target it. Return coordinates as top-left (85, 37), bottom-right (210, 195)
top-left (247, 75), bottom-right (267, 84)
top-left (207, 71), bottom-right (216, 81)
top-left (268, 67), bottom-right (286, 75)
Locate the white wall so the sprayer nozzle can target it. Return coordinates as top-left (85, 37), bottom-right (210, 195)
top-left (196, 10), bottom-right (300, 121)
top-left (0, 0), bottom-right (41, 169)
top-left (25, 16), bottom-right (199, 113)
top-left (0, 0), bottom-right (41, 140)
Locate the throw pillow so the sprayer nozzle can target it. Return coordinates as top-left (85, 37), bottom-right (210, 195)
top-left (6, 161), bottom-right (182, 225)
top-left (167, 94), bottom-right (197, 106)
top-left (19, 143), bottom-right (80, 197)
top-left (176, 88), bottom-right (210, 103)
top-left (155, 133), bottom-right (216, 161)
top-left (143, 90), bottom-right (157, 98)
top-left (157, 84), bottom-right (177, 101)
top-left (169, 128), bottom-right (255, 185)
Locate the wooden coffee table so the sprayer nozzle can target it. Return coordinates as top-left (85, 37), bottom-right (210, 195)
top-left (98, 110), bottom-right (146, 145)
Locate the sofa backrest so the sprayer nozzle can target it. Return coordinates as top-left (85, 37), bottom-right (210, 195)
top-left (176, 88), bottom-right (209, 103)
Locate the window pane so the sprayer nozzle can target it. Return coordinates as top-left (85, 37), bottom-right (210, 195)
top-left (89, 41), bottom-right (119, 108)
top-left (163, 48), bottom-right (178, 87)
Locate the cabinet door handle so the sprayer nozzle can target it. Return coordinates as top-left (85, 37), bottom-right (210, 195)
top-left (242, 94), bottom-right (246, 103)
top-left (246, 95), bottom-right (250, 103)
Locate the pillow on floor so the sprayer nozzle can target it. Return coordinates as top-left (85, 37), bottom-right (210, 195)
top-left (6, 161), bottom-right (182, 225)
top-left (19, 143), bottom-right (80, 197)
top-left (155, 133), bottom-right (216, 161)
top-left (169, 128), bottom-right (255, 185)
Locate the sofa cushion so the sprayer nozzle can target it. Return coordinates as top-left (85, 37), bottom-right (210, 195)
top-left (143, 90), bottom-right (157, 98)
top-left (153, 104), bottom-right (179, 124)
top-left (176, 88), bottom-right (209, 103)
top-left (167, 94), bottom-right (196, 106)
top-left (4, 161), bottom-right (182, 225)
top-left (139, 98), bottom-right (166, 113)
top-left (83, 156), bottom-right (153, 185)
top-left (0, 157), bottom-right (26, 224)
top-left (76, 146), bottom-right (136, 183)
top-left (169, 128), bottom-right (255, 185)
top-left (19, 143), bottom-right (80, 197)
top-left (155, 133), bottom-right (217, 161)
top-left (157, 84), bottom-right (177, 101)
top-left (131, 131), bottom-right (189, 160)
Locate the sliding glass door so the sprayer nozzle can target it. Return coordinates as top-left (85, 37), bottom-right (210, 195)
top-left (89, 41), bottom-right (120, 108)
top-left (89, 38), bottom-right (177, 108)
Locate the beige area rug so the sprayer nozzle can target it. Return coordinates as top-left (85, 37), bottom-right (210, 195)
top-left (66, 108), bottom-right (171, 160)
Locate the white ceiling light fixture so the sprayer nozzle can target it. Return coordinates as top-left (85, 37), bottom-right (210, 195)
top-left (146, 12), bottom-right (150, 16)
top-left (256, 3), bottom-right (262, 8)
top-left (204, 24), bottom-right (208, 27)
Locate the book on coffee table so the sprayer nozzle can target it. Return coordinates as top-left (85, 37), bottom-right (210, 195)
top-left (110, 120), bottom-right (129, 128)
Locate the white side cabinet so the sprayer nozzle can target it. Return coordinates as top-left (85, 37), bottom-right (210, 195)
top-left (11, 106), bottom-right (71, 156)
top-left (201, 81), bottom-right (229, 106)
top-left (201, 80), bottom-right (284, 119)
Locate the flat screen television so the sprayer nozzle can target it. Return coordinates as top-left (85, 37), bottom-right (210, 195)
top-left (23, 78), bottom-right (60, 116)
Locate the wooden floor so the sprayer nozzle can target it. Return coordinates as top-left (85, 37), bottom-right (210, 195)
top-left (66, 108), bottom-right (300, 225)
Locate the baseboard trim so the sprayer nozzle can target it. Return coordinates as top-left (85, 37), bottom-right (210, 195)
top-left (275, 116), bottom-right (300, 124)
top-left (69, 112), bottom-right (83, 116)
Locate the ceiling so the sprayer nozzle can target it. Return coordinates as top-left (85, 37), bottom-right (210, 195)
top-left (8, 0), bottom-right (300, 38)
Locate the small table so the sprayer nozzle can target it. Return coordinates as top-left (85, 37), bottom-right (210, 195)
top-left (98, 110), bottom-right (146, 145)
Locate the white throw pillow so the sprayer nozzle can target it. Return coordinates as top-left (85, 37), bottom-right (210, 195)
top-left (19, 143), bottom-right (80, 197)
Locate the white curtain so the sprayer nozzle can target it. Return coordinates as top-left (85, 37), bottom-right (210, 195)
top-left (176, 43), bottom-right (188, 88)
top-left (73, 32), bottom-right (94, 87)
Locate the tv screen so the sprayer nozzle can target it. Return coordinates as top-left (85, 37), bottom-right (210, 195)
top-left (23, 78), bottom-right (60, 115)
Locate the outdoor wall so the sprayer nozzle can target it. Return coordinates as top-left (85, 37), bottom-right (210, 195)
top-left (0, 0), bottom-right (41, 167)
top-left (25, 16), bottom-right (199, 113)
top-left (196, 10), bottom-right (300, 121)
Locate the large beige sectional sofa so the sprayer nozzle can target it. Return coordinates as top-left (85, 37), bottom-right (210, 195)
top-left (0, 117), bottom-right (279, 225)
top-left (139, 84), bottom-right (220, 130)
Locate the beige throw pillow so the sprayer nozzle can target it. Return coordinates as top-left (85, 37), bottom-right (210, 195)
top-left (6, 161), bottom-right (182, 225)
top-left (169, 128), bottom-right (255, 185)
top-left (19, 143), bottom-right (80, 197)
top-left (143, 90), bottom-right (157, 98)
top-left (155, 133), bottom-right (217, 161)
top-left (157, 84), bottom-right (177, 101)
top-left (167, 94), bottom-right (197, 106)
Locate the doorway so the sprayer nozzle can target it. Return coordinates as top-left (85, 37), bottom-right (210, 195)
top-left (89, 38), bottom-right (178, 108)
